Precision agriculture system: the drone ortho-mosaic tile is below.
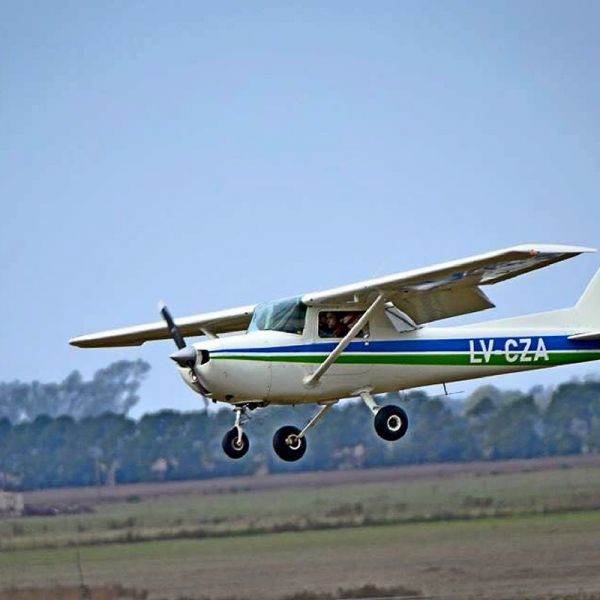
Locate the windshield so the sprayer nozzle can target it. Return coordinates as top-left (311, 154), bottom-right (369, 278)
top-left (248, 297), bottom-right (307, 335)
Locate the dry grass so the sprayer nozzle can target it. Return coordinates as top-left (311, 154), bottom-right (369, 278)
top-left (0, 585), bottom-right (148, 600)
top-left (0, 583), bottom-right (423, 600)
top-left (2, 458), bottom-right (600, 599)
top-left (21, 455), bottom-right (600, 509)
top-left (3, 456), bottom-right (600, 552)
top-left (2, 585), bottom-right (600, 600)
top-left (2, 512), bottom-right (600, 599)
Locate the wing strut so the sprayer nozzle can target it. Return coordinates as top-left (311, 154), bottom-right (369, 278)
top-left (303, 293), bottom-right (386, 387)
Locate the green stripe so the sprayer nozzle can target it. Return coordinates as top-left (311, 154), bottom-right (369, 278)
top-left (212, 351), bottom-right (600, 367)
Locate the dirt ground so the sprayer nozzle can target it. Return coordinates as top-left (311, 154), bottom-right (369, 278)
top-left (1, 513), bottom-right (600, 599)
top-left (21, 454), bottom-right (600, 508)
top-left (2, 456), bottom-right (600, 599)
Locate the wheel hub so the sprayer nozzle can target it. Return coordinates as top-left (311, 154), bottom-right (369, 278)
top-left (387, 415), bottom-right (402, 432)
top-left (286, 434), bottom-right (302, 450)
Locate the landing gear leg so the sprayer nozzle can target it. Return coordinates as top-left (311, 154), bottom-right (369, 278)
top-left (222, 406), bottom-right (250, 459)
top-left (360, 391), bottom-right (409, 442)
top-left (273, 402), bottom-right (335, 462)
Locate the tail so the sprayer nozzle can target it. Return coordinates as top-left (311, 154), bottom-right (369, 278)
top-left (574, 267), bottom-right (600, 332)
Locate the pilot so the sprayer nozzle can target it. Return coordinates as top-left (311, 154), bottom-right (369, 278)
top-left (330, 312), bottom-right (350, 337)
top-left (319, 312), bottom-right (338, 337)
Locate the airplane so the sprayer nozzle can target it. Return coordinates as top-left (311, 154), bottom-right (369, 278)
top-left (70, 244), bottom-right (600, 462)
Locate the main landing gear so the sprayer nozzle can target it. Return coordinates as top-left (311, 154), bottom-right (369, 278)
top-left (360, 391), bottom-right (409, 441)
top-left (272, 403), bottom-right (334, 462)
top-left (272, 425), bottom-right (306, 462)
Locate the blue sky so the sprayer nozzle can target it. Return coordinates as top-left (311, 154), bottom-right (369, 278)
top-left (1, 1), bottom-right (599, 416)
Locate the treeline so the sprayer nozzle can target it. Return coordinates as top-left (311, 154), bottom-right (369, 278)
top-left (1, 378), bottom-right (600, 491)
top-left (0, 360), bottom-right (150, 422)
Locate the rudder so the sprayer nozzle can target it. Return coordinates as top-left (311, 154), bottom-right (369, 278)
top-left (576, 267), bottom-right (600, 328)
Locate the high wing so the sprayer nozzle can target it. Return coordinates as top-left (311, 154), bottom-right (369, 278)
top-left (70, 304), bottom-right (255, 348)
top-left (302, 244), bottom-right (596, 325)
top-left (70, 244), bottom-right (595, 348)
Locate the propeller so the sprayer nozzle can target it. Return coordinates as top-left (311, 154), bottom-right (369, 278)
top-left (159, 303), bottom-right (186, 350)
top-left (159, 302), bottom-right (210, 394)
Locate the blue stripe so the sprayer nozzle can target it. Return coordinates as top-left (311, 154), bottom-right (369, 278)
top-left (211, 335), bottom-right (600, 355)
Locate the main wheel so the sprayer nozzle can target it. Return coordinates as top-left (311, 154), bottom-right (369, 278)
top-left (222, 428), bottom-right (250, 459)
top-left (374, 405), bottom-right (409, 441)
top-left (273, 425), bottom-right (307, 462)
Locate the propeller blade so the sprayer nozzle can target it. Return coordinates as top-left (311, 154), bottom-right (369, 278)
top-left (159, 302), bottom-right (186, 349)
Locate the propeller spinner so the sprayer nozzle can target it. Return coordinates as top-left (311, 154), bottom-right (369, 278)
top-left (159, 302), bottom-right (210, 394)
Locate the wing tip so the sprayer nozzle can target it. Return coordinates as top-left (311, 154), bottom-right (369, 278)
top-left (511, 243), bottom-right (597, 255)
top-left (69, 334), bottom-right (89, 347)
top-left (69, 335), bottom-right (97, 348)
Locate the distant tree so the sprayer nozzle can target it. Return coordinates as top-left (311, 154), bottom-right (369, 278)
top-left (464, 385), bottom-right (502, 415)
top-left (125, 410), bottom-right (195, 482)
top-left (0, 417), bottom-right (10, 439)
top-left (486, 396), bottom-right (542, 459)
top-left (79, 413), bottom-right (136, 485)
top-left (464, 385), bottom-right (525, 414)
top-left (3, 368), bottom-right (600, 491)
top-left (305, 401), bottom-right (374, 471)
top-left (465, 395), bottom-right (497, 420)
top-left (465, 394), bottom-right (499, 459)
top-left (0, 360), bottom-right (150, 422)
top-left (544, 380), bottom-right (600, 455)
top-left (4, 414), bottom-right (86, 489)
top-left (529, 384), bottom-right (554, 412)
top-left (359, 392), bottom-right (476, 466)
top-left (0, 417), bottom-right (12, 488)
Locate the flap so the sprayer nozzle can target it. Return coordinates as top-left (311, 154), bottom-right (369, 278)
top-left (389, 286), bottom-right (495, 325)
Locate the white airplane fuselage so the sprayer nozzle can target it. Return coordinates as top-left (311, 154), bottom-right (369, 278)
top-left (68, 245), bottom-right (600, 463)
top-left (179, 303), bottom-right (600, 405)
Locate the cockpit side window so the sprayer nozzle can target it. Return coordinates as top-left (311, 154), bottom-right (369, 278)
top-left (318, 311), bottom-right (369, 339)
top-left (248, 297), bottom-right (307, 335)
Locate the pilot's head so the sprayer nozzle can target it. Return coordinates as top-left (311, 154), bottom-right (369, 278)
top-left (325, 312), bottom-right (338, 329)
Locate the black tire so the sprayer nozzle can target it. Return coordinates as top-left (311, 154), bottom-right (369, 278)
top-left (222, 428), bottom-right (250, 459)
top-left (273, 425), bottom-right (307, 462)
top-left (374, 405), bottom-right (409, 441)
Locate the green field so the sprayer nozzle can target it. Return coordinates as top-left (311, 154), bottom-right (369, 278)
top-left (1, 457), bottom-right (600, 599)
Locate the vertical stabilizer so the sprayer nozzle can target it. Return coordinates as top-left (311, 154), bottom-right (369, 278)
top-left (576, 267), bottom-right (600, 328)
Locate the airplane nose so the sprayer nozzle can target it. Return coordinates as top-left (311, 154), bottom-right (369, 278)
top-left (169, 347), bottom-right (210, 368)
top-left (170, 346), bottom-right (197, 368)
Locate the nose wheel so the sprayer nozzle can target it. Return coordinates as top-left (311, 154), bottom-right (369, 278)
top-left (222, 428), bottom-right (250, 459)
top-left (222, 406), bottom-right (251, 459)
